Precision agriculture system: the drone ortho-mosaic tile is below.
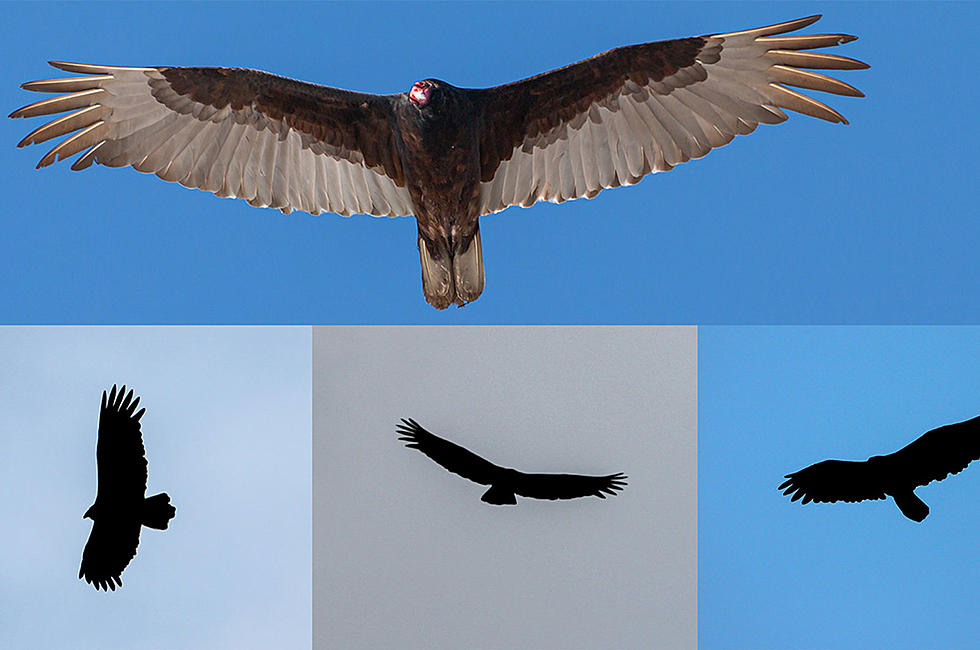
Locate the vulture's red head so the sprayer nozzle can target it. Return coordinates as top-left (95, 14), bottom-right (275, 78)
top-left (409, 80), bottom-right (433, 107)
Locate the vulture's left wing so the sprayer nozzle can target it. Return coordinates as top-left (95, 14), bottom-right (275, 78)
top-left (79, 515), bottom-right (141, 591)
top-left (11, 63), bottom-right (413, 218)
top-left (512, 471), bottom-right (627, 501)
top-left (474, 15), bottom-right (867, 215)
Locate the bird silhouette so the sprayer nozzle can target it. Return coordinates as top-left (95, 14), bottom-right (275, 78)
top-left (79, 385), bottom-right (176, 590)
top-left (397, 418), bottom-right (626, 504)
top-left (780, 414), bottom-right (980, 521)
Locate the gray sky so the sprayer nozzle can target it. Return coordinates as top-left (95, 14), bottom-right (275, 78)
top-left (0, 327), bottom-right (310, 649)
top-left (314, 326), bottom-right (696, 650)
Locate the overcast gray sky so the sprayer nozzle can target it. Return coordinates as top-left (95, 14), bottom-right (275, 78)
top-left (0, 327), bottom-right (310, 649)
top-left (314, 326), bottom-right (696, 649)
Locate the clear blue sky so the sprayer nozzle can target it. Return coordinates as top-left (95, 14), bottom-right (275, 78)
top-left (700, 327), bottom-right (980, 649)
top-left (0, 327), bottom-right (310, 649)
top-left (3, 2), bottom-right (977, 323)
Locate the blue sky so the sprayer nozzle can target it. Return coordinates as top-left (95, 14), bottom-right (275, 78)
top-left (0, 327), bottom-right (310, 650)
top-left (700, 327), bottom-right (980, 649)
top-left (3, 2), bottom-right (977, 323)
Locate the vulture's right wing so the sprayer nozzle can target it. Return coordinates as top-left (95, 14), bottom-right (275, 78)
top-left (11, 62), bottom-right (414, 218)
top-left (397, 418), bottom-right (501, 486)
top-left (779, 459), bottom-right (886, 504)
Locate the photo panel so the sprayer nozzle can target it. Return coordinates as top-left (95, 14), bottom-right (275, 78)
top-left (699, 327), bottom-right (980, 648)
top-left (0, 327), bottom-right (311, 649)
top-left (2, 3), bottom-right (977, 324)
top-left (313, 326), bottom-right (697, 649)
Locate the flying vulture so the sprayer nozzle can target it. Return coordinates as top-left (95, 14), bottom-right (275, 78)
top-left (10, 15), bottom-right (867, 309)
top-left (779, 414), bottom-right (980, 522)
top-left (79, 385), bottom-right (176, 590)
top-left (397, 418), bottom-right (626, 504)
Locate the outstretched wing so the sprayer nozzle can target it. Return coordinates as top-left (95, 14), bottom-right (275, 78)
top-left (475, 15), bottom-right (867, 215)
top-left (79, 516), bottom-right (141, 591)
top-left (779, 459), bottom-right (886, 504)
top-left (10, 63), bottom-right (413, 218)
top-left (884, 415), bottom-right (980, 488)
top-left (96, 384), bottom-right (149, 502)
top-left (512, 471), bottom-right (627, 501)
top-left (396, 418), bottom-right (502, 486)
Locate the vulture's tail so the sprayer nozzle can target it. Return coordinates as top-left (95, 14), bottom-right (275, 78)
top-left (142, 492), bottom-right (177, 530)
top-left (418, 229), bottom-right (484, 309)
top-left (481, 484), bottom-right (517, 506)
top-left (892, 490), bottom-right (929, 522)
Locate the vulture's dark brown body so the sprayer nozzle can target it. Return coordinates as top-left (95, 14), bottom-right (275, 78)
top-left (392, 82), bottom-right (486, 308)
top-left (11, 15), bottom-right (868, 309)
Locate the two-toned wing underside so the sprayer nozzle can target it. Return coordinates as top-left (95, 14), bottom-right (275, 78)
top-left (475, 15), bottom-right (867, 215)
top-left (11, 64), bottom-right (414, 218)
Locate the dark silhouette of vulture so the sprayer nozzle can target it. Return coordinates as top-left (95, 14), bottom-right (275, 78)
top-left (79, 385), bottom-right (176, 590)
top-left (10, 15), bottom-right (867, 309)
top-left (397, 418), bottom-right (626, 504)
top-left (779, 415), bottom-right (980, 522)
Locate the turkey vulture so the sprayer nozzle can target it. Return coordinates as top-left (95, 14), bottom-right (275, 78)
top-left (10, 15), bottom-right (867, 309)
top-left (397, 418), bottom-right (626, 504)
top-left (79, 385), bottom-right (176, 590)
top-left (779, 414), bottom-right (980, 522)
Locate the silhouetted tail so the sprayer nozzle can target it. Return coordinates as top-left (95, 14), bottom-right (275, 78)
top-left (892, 491), bottom-right (929, 522)
top-left (418, 229), bottom-right (485, 309)
top-left (481, 484), bottom-right (517, 506)
top-left (142, 493), bottom-right (176, 530)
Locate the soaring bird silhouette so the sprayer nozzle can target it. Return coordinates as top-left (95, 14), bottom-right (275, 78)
top-left (397, 418), bottom-right (626, 504)
top-left (10, 15), bottom-right (867, 309)
top-left (779, 414), bottom-right (980, 522)
top-left (79, 385), bottom-right (176, 590)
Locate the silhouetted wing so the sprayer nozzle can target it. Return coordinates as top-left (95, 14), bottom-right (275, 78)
top-left (475, 15), bottom-right (867, 215)
top-left (78, 515), bottom-right (141, 591)
top-left (397, 418), bottom-right (501, 486)
top-left (96, 384), bottom-right (148, 500)
top-left (885, 415), bottom-right (980, 488)
top-left (10, 63), bottom-right (413, 217)
top-left (780, 459), bottom-right (886, 504)
top-left (512, 471), bottom-right (627, 501)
